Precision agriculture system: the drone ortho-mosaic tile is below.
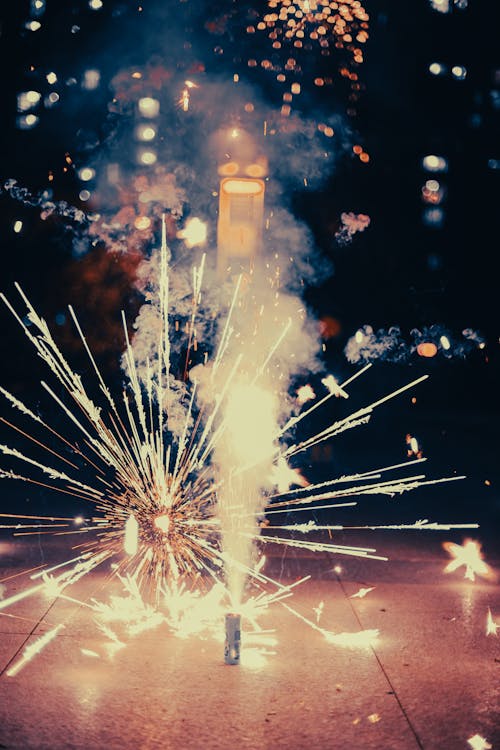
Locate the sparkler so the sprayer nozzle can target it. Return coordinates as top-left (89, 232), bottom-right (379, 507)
top-left (0, 220), bottom-right (478, 672)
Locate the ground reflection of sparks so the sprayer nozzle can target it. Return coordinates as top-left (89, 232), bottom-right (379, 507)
top-left (6, 624), bottom-right (65, 677)
top-left (443, 540), bottom-right (494, 582)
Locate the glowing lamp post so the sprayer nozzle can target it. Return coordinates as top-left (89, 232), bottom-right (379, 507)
top-left (216, 177), bottom-right (265, 276)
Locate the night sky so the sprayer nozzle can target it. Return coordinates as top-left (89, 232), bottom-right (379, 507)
top-left (0, 0), bottom-right (498, 528)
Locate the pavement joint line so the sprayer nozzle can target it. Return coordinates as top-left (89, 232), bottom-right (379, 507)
top-left (0, 596), bottom-right (60, 678)
top-left (0, 567), bottom-right (115, 678)
top-left (335, 573), bottom-right (426, 750)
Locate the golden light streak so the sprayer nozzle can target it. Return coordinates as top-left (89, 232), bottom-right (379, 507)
top-left (350, 587), bottom-right (375, 599)
top-left (6, 624), bottom-right (65, 677)
top-left (281, 601), bottom-right (379, 648)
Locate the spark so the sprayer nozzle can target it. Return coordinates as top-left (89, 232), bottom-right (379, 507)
top-left (281, 601), bottom-right (379, 647)
top-left (313, 600), bottom-right (324, 623)
top-left (270, 456), bottom-right (308, 493)
top-left (296, 384), bottom-right (315, 404)
top-left (467, 735), bottom-right (492, 750)
top-left (81, 648), bottom-right (100, 658)
top-left (486, 608), bottom-right (499, 636)
top-left (443, 540), bottom-right (494, 582)
top-left (180, 88), bottom-right (190, 112)
top-left (321, 374), bottom-right (348, 398)
top-left (350, 587), bottom-right (375, 599)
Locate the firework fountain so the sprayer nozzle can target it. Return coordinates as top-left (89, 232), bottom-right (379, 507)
top-left (0, 213), bottom-right (479, 673)
top-left (0, 1), bottom-right (485, 679)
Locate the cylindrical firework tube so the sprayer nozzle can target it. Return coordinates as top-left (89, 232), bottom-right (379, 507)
top-left (224, 613), bottom-right (241, 665)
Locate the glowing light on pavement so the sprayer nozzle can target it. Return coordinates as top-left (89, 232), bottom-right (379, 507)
top-left (486, 608), bottom-right (499, 636)
top-left (443, 540), bottom-right (493, 582)
top-left (350, 587), bottom-right (375, 599)
top-left (6, 625), bottom-right (65, 677)
top-left (467, 735), bottom-right (492, 750)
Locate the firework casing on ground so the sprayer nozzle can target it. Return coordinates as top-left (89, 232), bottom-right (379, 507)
top-left (224, 612), bottom-right (241, 665)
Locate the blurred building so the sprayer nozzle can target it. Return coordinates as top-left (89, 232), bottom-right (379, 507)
top-left (215, 129), bottom-right (268, 276)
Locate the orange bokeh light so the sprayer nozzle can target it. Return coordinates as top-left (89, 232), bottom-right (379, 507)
top-left (417, 342), bottom-right (438, 358)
